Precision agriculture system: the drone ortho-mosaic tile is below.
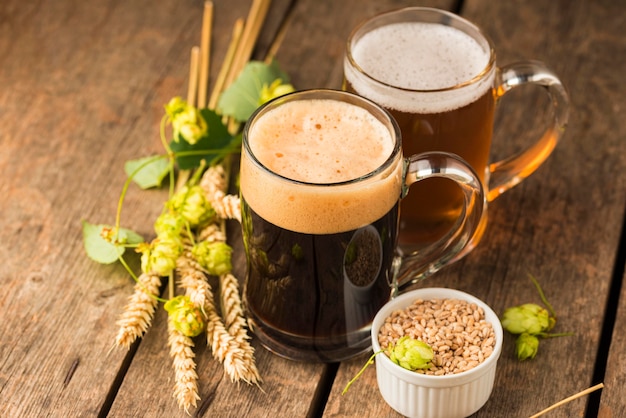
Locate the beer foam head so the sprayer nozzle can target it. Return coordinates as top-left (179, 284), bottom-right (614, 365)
top-left (345, 22), bottom-right (494, 114)
top-left (241, 97), bottom-right (402, 234)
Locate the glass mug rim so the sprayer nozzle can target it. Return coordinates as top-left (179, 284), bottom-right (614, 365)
top-left (345, 6), bottom-right (497, 94)
top-left (242, 88), bottom-right (403, 188)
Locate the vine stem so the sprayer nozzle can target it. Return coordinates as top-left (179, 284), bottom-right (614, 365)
top-left (529, 273), bottom-right (557, 318)
top-left (113, 154), bottom-right (169, 234)
top-left (342, 350), bottom-right (382, 395)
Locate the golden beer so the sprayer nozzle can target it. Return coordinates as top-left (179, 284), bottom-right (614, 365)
top-left (344, 16), bottom-right (496, 248)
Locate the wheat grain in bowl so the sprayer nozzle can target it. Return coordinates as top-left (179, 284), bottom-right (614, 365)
top-left (378, 297), bottom-right (496, 375)
top-left (371, 287), bottom-right (503, 418)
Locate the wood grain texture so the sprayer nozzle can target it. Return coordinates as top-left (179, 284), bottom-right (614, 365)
top-left (602, 265), bottom-right (626, 418)
top-left (0, 0), bottom-right (624, 417)
top-left (274, 0), bottom-right (457, 91)
top-left (0, 0), bottom-right (198, 416)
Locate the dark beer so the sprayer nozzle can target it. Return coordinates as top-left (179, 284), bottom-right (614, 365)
top-left (344, 21), bottom-right (496, 248)
top-left (241, 198), bottom-right (398, 361)
top-left (240, 97), bottom-right (403, 361)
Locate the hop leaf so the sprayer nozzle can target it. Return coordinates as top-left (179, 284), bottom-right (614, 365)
top-left (164, 295), bottom-right (205, 337)
top-left (82, 221), bottom-right (144, 264)
top-left (388, 336), bottom-right (434, 371)
top-left (169, 108), bottom-right (237, 170)
top-left (124, 156), bottom-right (170, 190)
top-left (217, 60), bottom-right (291, 122)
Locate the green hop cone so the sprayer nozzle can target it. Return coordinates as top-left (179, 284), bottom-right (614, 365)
top-left (258, 79), bottom-right (295, 106)
top-left (193, 241), bottom-right (233, 276)
top-left (164, 295), bottom-right (205, 337)
top-left (501, 303), bottom-right (551, 335)
top-left (138, 236), bottom-right (182, 276)
top-left (154, 211), bottom-right (185, 237)
top-left (164, 97), bottom-right (207, 145)
top-left (169, 185), bottom-right (215, 228)
top-left (343, 336), bottom-right (433, 395)
top-left (388, 336), bottom-right (434, 371)
top-left (516, 332), bottom-right (540, 361)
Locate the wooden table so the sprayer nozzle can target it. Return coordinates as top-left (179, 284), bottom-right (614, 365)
top-left (1, 0), bottom-right (624, 416)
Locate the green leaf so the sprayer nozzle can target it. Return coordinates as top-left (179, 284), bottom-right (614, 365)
top-left (124, 156), bottom-right (170, 189)
top-left (82, 220), bottom-right (144, 264)
top-left (170, 108), bottom-right (236, 170)
top-left (217, 60), bottom-right (290, 122)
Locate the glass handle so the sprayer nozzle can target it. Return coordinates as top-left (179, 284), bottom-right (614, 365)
top-left (488, 61), bottom-right (570, 202)
top-left (393, 152), bottom-right (485, 295)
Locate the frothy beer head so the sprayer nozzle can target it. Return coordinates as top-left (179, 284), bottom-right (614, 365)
top-left (240, 96), bottom-right (402, 234)
top-left (345, 22), bottom-right (495, 114)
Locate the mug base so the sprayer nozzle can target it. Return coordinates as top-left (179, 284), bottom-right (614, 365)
top-left (246, 312), bottom-right (374, 363)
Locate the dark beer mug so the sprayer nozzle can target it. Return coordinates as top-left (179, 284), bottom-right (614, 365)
top-left (344, 7), bottom-right (569, 258)
top-left (239, 89), bottom-right (484, 362)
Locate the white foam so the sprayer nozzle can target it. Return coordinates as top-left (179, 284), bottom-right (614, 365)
top-left (345, 22), bottom-right (494, 114)
top-left (240, 99), bottom-right (402, 234)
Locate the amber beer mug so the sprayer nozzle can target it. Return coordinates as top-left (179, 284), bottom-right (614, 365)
top-left (344, 7), bottom-right (569, 256)
top-left (240, 89), bottom-right (484, 362)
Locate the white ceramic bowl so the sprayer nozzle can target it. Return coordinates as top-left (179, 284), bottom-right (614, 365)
top-left (371, 287), bottom-right (503, 418)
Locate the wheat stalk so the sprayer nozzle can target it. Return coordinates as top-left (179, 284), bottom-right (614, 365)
top-left (114, 272), bottom-right (162, 349)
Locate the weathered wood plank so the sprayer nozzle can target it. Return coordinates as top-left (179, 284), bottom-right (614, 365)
top-left (275, 0), bottom-right (458, 92)
top-left (1, 0), bottom-right (624, 417)
top-left (601, 253), bottom-right (626, 417)
top-left (325, 0), bottom-right (626, 416)
top-left (598, 231), bottom-right (626, 418)
top-left (0, 0), bottom-right (278, 416)
top-left (0, 0), bottom-right (210, 416)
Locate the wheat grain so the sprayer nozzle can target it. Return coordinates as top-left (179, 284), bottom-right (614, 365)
top-left (378, 298), bottom-right (496, 375)
top-left (114, 272), bottom-right (162, 349)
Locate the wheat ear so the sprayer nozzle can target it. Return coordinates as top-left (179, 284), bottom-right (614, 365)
top-left (199, 164), bottom-right (261, 384)
top-left (200, 165), bottom-right (241, 222)
top-left (205, 298), bottom-right (262, 385)
top-left (220, 272), bottom-right (261, 384)
top-left (178, 266), bottom-right (254, 383)
top-left (167, 317), bottom-right (200, 414)
top-left (115, 272), bottom-right (162, 349)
